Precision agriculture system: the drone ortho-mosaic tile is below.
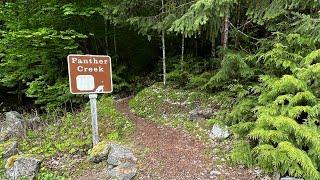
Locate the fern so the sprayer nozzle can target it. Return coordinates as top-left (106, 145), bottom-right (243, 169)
top-left (253, 142), bottom-right (320, 179)
top-left (228, 33), bottom-right (320, 179)
top-left (205, 50), bottom-right (255, 89)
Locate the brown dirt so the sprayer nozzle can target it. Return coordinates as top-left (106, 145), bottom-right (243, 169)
top-left (116, 97), bottom-right (212, 180)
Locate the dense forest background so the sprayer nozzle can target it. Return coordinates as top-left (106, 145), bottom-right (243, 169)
top-left (1, 0), bottom-right (320, 179)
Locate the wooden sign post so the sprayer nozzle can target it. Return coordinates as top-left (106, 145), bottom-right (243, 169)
top-left (67, 54), bottom-right (113, 146)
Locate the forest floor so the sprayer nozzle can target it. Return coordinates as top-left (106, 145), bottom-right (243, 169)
top-left (76, 82), bottom-right (274, 180)
top-left (114, 97), bottom-right (263, 180)
top-left (77, 96), bottom-right (263, 180)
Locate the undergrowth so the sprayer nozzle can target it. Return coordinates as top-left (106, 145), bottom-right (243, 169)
top-left (129, 82), bottom-right (220, 142)
top-left (1, 96), bottom-right (134, 178)
top-left (227, 34), bottom-right (320, 180)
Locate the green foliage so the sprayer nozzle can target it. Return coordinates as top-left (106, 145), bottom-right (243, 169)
top-left (0, 27), bottom-right (84, 86)
top-left (26, 77), bottom-right (80, 111)
top-left (0, 0), bottom-right (107, 109)
top-left (112, 65), bottom-right (133, 92)
top-left (37, 171), bottom-right (66, 180)
top-left (0, 0), bottom-right (161, 110)
top-left (227, 33), bottom-right (320, 179)
top-left (167, 70), bottom-right (190, 87)
top-left (17, 96), bottom-right (133, 177)
top-left (230, 140), bottom-right (254, 167)
top-left (252, 142), bottom-right (319, 179)
top-left (205, 51), bottom-right (255, 90)
top-left (247, 0), bottom-right (319, 27)
top-left (166, 55), bottom-right (215, 89)
top-left (293, 13), bottom-right (320, 42)
top-left (170, 0), bottom-right (237, 37)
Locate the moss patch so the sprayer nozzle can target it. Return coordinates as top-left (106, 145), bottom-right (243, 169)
top-left (129, 83), bottom-right (220, 142)
top-left (89, 141), bottom-right (109, 157)
top-left (5, 154), bottom-right (19, 169)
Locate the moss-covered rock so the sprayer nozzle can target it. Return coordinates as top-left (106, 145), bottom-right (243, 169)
top-left (88, 141), bottom-right (110, 163)
top-left (0, 141), bottom-right (18, 159)
top-left (5, 154), bottom-right (42, 180)
top-left (88, 141), bottom-right (137, 167)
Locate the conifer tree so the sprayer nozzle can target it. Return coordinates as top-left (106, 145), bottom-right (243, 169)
top-left (170, 0), bottom-right (238, 55)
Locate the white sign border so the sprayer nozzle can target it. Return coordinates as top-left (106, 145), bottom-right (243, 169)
top-left (67, 54), bottom-right (113, 95)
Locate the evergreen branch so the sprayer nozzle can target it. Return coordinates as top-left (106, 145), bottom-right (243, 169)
top-left (228, 20), bottom-right (263, 41)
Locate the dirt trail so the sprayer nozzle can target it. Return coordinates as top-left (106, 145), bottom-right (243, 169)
top-left (77, 97), bottom-right (261, 180)
top-left (115, 98), bottom-right (212, 180)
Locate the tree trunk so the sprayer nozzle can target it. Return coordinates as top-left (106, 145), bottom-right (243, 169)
top-left (221, 13), bottom-right (230, 49)
top-left (18, 81), bottom-right (22, 105)
top-left (162, 0), bottom-right (166, 87)
top-left (105, 20), bottom-right (109, 55)
top-left (113, 27), bottom-right (117, 63)
top-left (235, 4), bottom-right (241, 49)
top-left (93, 36), bottom-right (99, 54)
top-left (105, 35), bottom-right (109, 54)
top-left (211, 35), bottom-right (216, 57)
top-left (211, 35), bottom-right (216, 70)
top-left (181, 35), bottom-right (185, 71)
top-left (195, 39), bottom-right (198, 56)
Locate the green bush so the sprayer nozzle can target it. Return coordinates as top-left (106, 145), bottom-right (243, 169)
top-left (227, 34), bottom-right (320, 179)
top-left (166, 55), bottom-right (215, 89)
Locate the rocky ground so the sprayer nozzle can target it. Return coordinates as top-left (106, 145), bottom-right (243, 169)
top-left (78, 141), bottom-right (138, 180)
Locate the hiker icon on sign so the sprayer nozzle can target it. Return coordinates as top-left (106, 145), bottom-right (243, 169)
top-left (95, 81), bottom-right (104, 93)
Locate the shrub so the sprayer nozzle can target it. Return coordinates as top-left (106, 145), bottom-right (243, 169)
top-left (229, 34), bottom-right (320, 179)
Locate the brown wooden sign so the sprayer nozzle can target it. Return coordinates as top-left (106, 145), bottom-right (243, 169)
top-left (67, 55), bottom-right (113, 94)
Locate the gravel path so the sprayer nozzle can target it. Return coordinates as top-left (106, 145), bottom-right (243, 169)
top-left (116, 98), bottom-right (212, 180)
